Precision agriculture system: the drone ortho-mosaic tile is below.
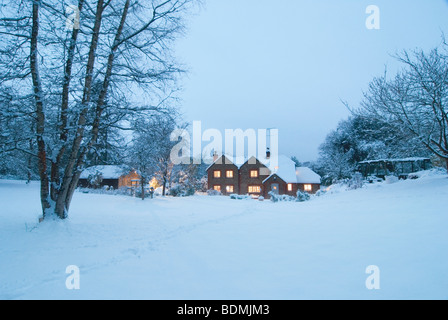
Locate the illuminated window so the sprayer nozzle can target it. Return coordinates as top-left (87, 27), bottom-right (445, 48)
top-left (304, 184), bottom-right (312, 192)
top-left (214, 171), bottom-right (221, 178)
top-left (226, 170), bottom-right (234, 178)
top-left (250, 170), bottom-right (259, 178)
top-left (131, 179), bottom-right (139, 187)
top-left (287, 184), bottom-right (293, 192)
top-left (248, 186), bottom-right (261, 193)
top-left (214, 185), bottom-right (221, 192)
top-left (226, 185), bottom-right (234, 193)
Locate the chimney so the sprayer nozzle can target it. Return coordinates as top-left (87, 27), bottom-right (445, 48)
top-left (213, 151), bottom-right (219, 162)
top-left (266, 148), bottom-right (271, 159)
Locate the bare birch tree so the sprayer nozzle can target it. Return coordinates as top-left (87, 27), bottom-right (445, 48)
top-left (0, 0), bottom-right (196, 219)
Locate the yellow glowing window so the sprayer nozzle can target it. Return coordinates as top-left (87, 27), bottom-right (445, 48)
top-left (304, 184), bottom-right (312, 192)
top-left (226, 170), bottom-right (234, 178)
top-left (214, 171), bottom-right (221, 178)
top-left (226, 185), bottom-right (234, 193)
top-left (287, 184), bottom-right (293, 192)
top-left (248, 186), bottom-right (261, 193)
top-left (214, 185), bottom-right (221, 192)
top-left (250, 170), bottom-right (259, 178)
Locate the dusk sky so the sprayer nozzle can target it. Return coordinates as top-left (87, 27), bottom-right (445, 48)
top-left (175, 0), bottom-right (448, 161)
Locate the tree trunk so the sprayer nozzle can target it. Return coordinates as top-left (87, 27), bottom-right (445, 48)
top-left (27, 139), bottom-right (32, 184)
top-left (50, 0), bottom-right (85, 207)
top-left (162, 177), bottom-right (167, 196)
top-left (53, 0), bottom-right (105, 219)
top-left (141, 177), bottom-right (146, 200)
top-left (54, 0), bottom-right (131, 218)
top-left (31, 2), bottom-right (51, 219)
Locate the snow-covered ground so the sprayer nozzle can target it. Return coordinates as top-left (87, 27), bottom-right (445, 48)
top-left (0, 171), bottom-right (447, 300)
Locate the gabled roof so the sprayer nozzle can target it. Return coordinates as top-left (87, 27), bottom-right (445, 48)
top-left (207, 154), bottom-right (273, 171)
top-left (262, 173), bottom-right (286, 184)
top-left (80, 165), bottom-right (128, 180)
top-left (205, 155), bottom-right (240, 171)
top-left (296, 167), bottom-right (321, 184)
top-left (261, 155), bottom-right (297, 183)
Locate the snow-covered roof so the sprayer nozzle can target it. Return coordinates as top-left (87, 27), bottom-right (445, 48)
top-left (206, 154), bottom-right (257, 170)
top-left (263, 165), bottom-right (321, 185)
top-left (261, 155), bottom-right (298, 183)
top-left (80, 165), bottom-right (127, 179)
top-left (205, 155), bottom-right (242, 171)
top-left (296, 167), bottom-right (321, 184)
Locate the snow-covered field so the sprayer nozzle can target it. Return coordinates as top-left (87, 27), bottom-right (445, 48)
top-left (0, 171), bottom-right (447, 300)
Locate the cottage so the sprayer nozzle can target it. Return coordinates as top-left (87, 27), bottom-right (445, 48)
top-left (206, 152), bottom-right (321, 198)
top-left (78, 165), bottom-right (141, 189)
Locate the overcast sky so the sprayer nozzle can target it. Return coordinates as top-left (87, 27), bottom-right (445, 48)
top-left (175, 0), bottom-right (448, 162)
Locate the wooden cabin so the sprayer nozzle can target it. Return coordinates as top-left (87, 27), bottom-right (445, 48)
top-left (78, 165), bottom-right (141, 189)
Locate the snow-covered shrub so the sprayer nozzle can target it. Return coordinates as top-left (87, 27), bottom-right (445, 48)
top-left (77, 187), bottom-right (129, 196)
top-left (258, 196), bottom-right (265, 201)
top-left (269, 192), bottom-right (296, 202)
top-left (230, 194), bottom-right (251, 200)
top-left (314, 189), bottom-right (326, 197)
top-left (407, 173), bottom-right (419, 180)
top-left (169, 185), bottom-right (183, 197)
top-left (296, 190), bottom-right (311, 202)
top-left (366, 175), bottom-right (384, 183)
top-left (87, 171), bottom-right (103, 189)
top-left (385, 175), bottom-right (399, 184)
top-left (207, 189), bottom-right (222, 196)
top-left (347, 172), bottom-right (364, 190)
top-left (268, 191), bottom-right (279, 202)
top-left (170, 184), bottom-right (195, 197)
top-left (185, 187), bottom-right (196, 197)
top-left (184, 186), bottom-right (196, 197)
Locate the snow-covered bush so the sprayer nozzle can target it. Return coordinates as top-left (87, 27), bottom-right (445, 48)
top-left (268, 191), bottom-right (279, 202)
top-left (269, 192), bottom-right (296, 202)
top-left (207, 189), bottom-right (222, 196)
top-left (87, 172), bottom-right (103, 189)
top-left (77, 187), bottom-right (130, 196)
top-left (258, 196), bottom-right (265, 201)
top-left (169, 186), bottom-right (182, 197)
top-left (347, 172), bottom-right (364, 190)
top-left (230, 194), bottom-right (251, 200)
top-left (170, 184), bottom-right (195, 197)
top-left (296, 190), bottom-right (311, 202)
top-left (407, 173), bottom-right (419, 180)
top-left (385, 175), bottom-right (399, 184)
top-left (315, 189), bottom-right (326, 197)
top-left (366, 175), bottom-right (384, 183)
